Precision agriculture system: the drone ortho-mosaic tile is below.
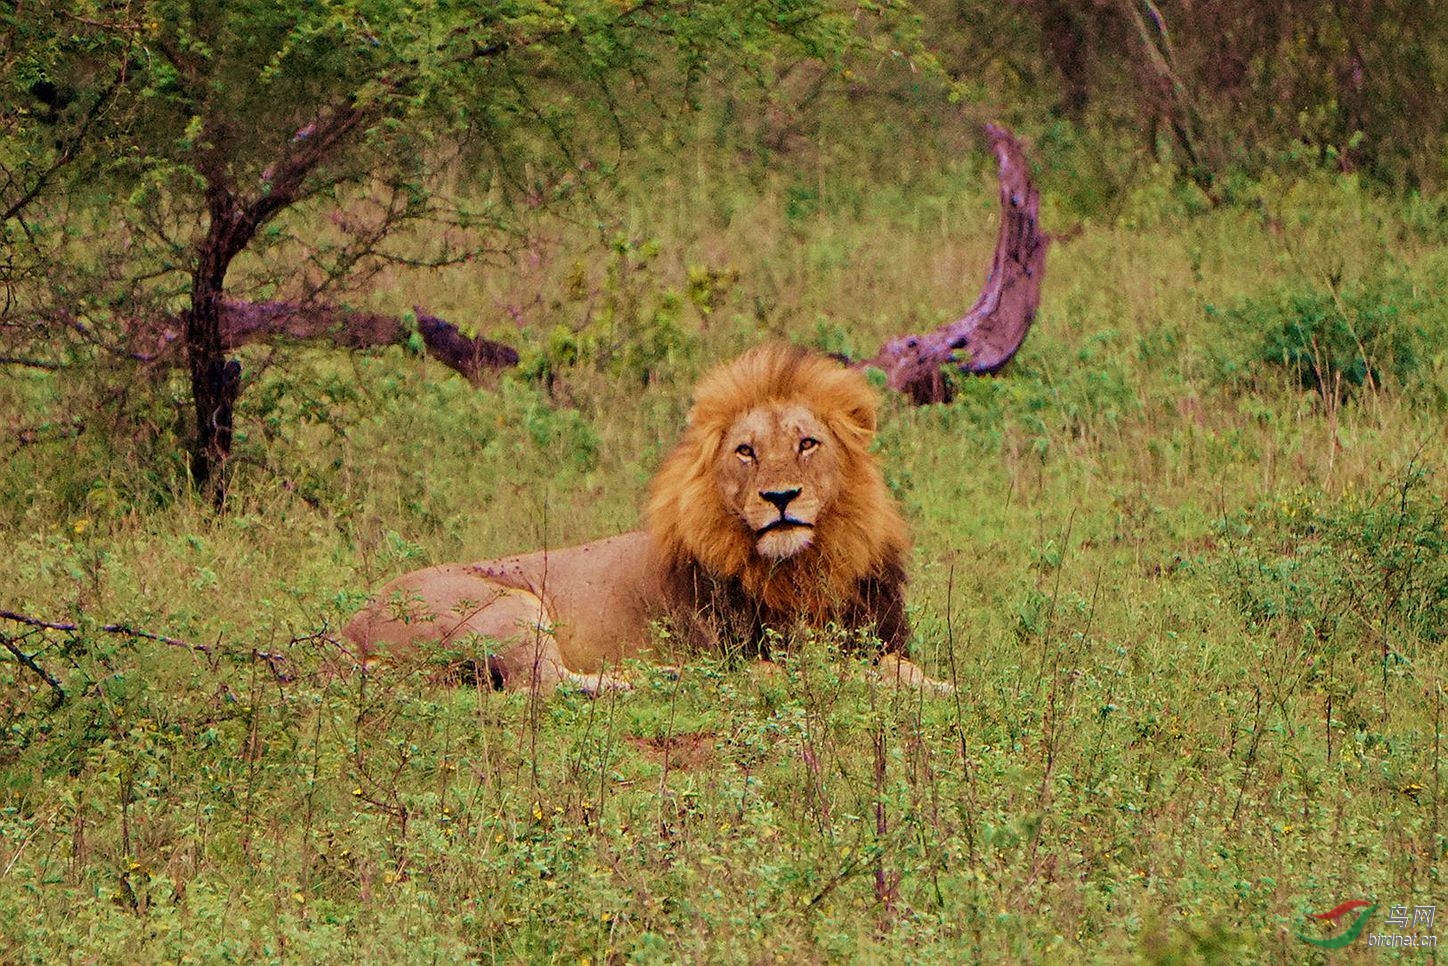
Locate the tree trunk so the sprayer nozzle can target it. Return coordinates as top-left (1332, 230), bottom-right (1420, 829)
top-left (183, 103), bottom-right (365, 503)
top-left (186, 209), bottom-right (247, 504)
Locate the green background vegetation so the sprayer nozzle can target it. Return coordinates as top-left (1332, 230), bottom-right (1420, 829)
top-left (2, 0), bottom-right (1446, 961)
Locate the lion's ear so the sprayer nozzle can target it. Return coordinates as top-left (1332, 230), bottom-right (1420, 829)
top-left (848, 401), bottom-right (877, 436)
top-left (831, 397), bottom-right (876, 441)
top-left (824, 402), bottom-right (876, 449)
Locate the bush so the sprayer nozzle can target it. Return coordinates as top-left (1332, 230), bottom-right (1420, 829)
top-left (1214, 466), bottom-right (1448, 662)
top-left (1208, 273), bottom-right (1428, 401)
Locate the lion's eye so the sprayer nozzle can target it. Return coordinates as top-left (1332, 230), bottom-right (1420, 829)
top-left (798, 437), bottom-right (819, 454)
top-left (735, 444), bottom-right (755, 461)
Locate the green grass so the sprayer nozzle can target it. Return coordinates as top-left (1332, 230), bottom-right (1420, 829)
top-left (1, 147), bottom-right (1445, 962)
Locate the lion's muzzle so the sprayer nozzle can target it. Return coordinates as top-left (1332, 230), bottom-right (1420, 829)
top-left (755, 516), bottom-right (815, 559)
top-left (760, 487), bottom-right (802, 513)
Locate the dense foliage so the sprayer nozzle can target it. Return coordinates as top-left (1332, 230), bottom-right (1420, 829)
top-left (3, 0), bottom-right (915, 492)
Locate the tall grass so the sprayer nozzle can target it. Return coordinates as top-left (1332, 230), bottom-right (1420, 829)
top-left (1, 132), bottom-right (1445, 961)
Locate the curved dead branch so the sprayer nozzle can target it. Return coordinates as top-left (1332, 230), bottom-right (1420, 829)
top-left (859, 123), bottom-right (1049, 404)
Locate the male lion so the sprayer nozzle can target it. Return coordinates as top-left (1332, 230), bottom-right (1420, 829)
top-left (343, 345), bottom-right (950, 694)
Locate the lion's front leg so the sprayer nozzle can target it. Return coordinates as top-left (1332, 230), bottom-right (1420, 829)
top-left (874, 653), bottom-right (956, 695)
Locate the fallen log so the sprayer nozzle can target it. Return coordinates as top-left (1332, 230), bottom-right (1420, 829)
top-left (129, 300), bottom-right (518, 384)
top-left (859, 123), bottom-right (1049, 404)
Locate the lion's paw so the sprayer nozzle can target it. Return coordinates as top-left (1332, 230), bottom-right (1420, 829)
top-left (564, 670), bottom-right (634, 697)
top-left (875, 654), bottom-right (956, 696)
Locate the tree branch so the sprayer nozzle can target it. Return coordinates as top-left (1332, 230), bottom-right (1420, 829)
top-left (0, 632), bottom-right (66, 707)
top-left (252, 103), bottom-right (368, 224)
top-left (859, 123), bottom-right (1049, 404)
top-left (0, 355), bottom-right (62, 370)
top-left (129, 299), bottom-right (518, 383)
top-left (1, 68), bottom-right (128, 226)
top-left (1, 608), bottom-right (203, 649)
top-left (0, 609), bottom-right (287, 673)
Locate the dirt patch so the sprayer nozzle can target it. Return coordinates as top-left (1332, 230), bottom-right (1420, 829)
top-left (625, 731), bottom-right (717, 770)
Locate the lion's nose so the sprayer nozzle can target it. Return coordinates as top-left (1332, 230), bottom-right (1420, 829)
top-left (760, 488), bottom-right (801, 514)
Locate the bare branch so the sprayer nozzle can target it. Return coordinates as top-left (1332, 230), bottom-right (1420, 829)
top-left (0, 632), bottom-right (66, 706)
top-left (1, 608), bottom-right (199, 649)
top-left (127, 299), bottom-right (519, 383)
top-left (2, 68), bottom-right (129, 226)
top-left (0, 355), bottom-right (62, 370)
top-left (0, 608), bottom-right (287, 672)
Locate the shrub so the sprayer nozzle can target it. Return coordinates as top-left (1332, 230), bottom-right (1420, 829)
top-left (1208, 273), bottom-right (1427, 402)
top-left (1214, 466), bottom-right (1448, 662)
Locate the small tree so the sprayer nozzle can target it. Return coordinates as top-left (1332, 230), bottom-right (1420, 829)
top-left (3, 0), bottom-right (891, 502)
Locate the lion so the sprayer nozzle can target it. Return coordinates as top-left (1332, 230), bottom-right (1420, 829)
top-left (342, 344), bottom-right (951, 694)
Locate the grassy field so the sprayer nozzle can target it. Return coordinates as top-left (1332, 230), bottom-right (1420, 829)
top-left (1, 136), bottom-right (1445, 961)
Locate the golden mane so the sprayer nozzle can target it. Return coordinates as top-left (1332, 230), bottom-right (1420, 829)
top-left (646, 344), bottom-right (910, 621)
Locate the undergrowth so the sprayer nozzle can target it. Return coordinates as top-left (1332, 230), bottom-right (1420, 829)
top-left (1, 136), bottom-right (1445, 962)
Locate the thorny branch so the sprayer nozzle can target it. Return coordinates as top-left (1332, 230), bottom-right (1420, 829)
top-left (0, 609), bottom-right (295, 705)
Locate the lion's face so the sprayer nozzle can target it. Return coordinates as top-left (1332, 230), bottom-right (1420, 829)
top-left (647, 345), bottom-right (909, 617)
top-left (716, 402), bottom-right (841, 560)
